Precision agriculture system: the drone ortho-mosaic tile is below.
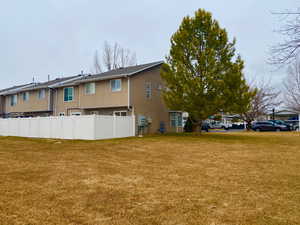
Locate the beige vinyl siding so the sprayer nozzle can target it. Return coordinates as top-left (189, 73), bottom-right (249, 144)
top-left (4, 89), bottom-right (50, 113)
top-left (79, 78), bottom-right (128, 109)
top-left (130, 66), bottom-right (172, 134)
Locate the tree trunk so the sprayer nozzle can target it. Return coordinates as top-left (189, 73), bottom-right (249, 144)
top-left (191, 120), bottom-right (203, 133)
top-left (246, 121), bottom-right (252, 131)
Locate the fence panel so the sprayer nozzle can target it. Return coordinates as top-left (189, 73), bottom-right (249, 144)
top-left (0, 115), bottom-right (135, 140)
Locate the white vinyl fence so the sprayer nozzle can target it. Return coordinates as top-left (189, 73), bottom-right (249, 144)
top-left (0, 115), bottom-right (135, 140)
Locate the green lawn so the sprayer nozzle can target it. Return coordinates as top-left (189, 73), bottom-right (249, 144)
top-left (0, 132), bottom-right (300, 225)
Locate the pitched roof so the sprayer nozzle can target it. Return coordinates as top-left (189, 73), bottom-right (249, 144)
top-left (52, 61), bottom-right (164, 88)
top-left (0, 61), bottom-right (164, 93)
top-left (0, 83), bottom-right (35, 95)
top-left (1, 75), bottom-right (83, 95)
top-left (22, 75), bottom-right (82, 91)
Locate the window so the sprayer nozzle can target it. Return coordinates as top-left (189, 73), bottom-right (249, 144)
top-left (170, 112), bottom-right (183, 128)
top-left (85, 82), bottom-right (95, 95)
top-left (145, 82), bottom-right (152, 99)
top-left (71, 112), bottom-right (81, 116)
top-left (114, 111), bottom-right (127, 116)
top-left (22, 92), bottom-right (29, 101)
top-left (38, 89), bottom-right (46, 99)
top-left (10, 94), bottom-right (18, 106)
top-left (64, 87), bottom-right (74, 102)
top-left (111, 79), bottom-right (121, 92)
top-left (90, 111), bottom-right (98, 115)
top-left (59, 112), bottom-right (65, 116)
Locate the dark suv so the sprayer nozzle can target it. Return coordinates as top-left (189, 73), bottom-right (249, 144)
top-left (252, 121), bottom-right (289, 132)
top-left (284, 120), bottom-right (299, 131)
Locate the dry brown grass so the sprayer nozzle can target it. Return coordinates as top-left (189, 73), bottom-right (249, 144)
top-left (0, 132), bottom-right (300, 225)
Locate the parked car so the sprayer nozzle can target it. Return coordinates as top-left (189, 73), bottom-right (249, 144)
top-left (269, 120), bottom-right (292, 131)
top-left (252, 121), bottom-right (290, 132)
top-left (201, 122), bottom-right (211, 132)
top-left (284, 120), bottom-right (299, 131)
top-left (209, 121), bottom-right (230, 130)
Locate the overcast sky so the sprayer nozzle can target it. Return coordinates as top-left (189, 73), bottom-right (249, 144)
top-left (0, 0), bottom-right (298, 89)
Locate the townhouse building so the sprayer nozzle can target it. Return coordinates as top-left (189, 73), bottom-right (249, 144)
top-left (0, 61), bottom-right (183, 133)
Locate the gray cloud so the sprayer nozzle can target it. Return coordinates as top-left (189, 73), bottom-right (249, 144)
top-left (0, 0), bottom-right (298, 89)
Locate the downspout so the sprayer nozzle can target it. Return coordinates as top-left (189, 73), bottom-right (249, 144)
top-left (48, 89), bottom-right (51, 113)
top-left (127, 76), bottom-right (130, 112)
top-left (56, 89), bottom-right (58, 116)
top-left (78, 85), bottom-right (81, 113)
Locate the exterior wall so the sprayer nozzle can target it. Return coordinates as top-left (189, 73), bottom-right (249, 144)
top-left (84, 107), bottom-right (130, 116)
top-left (0, 96), bottom-right (4, 117)
top-left (0, 65), bottom-right (179, 134)
top-left (130, 66), bottom-right (174, 134)
top-left (4, 89), bottom-right (50, 114)
top-left (54, 78), bottom-right (129, 116)
top-left (54, 86), bottom-right (81, 116)
top-left (79, 78), bottom-right (128, 109)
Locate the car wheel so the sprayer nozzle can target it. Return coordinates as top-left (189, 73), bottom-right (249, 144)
top-left (255, 128), bottom-right (260, 132)
top-left (276, 128), bottom-right (281, 132)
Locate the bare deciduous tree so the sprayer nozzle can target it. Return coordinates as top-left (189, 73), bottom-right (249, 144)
top-left (240, 81), bottom-right (281, 129)
top-left (270, 9), bottom-right (300, 65)
top-left (93, 41), bottom-right (137, 73)
top-left (94, 50), bottom-right (102, 73)
top-left (283, 59), bottom-right (300, 112)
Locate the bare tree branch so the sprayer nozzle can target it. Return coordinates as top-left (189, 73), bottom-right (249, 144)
top-left (283, 59), bottom-right (300, 112)
top-left (103, 41), bottom-right (113, 71)
top-left (270, 8), bottom-right (300, 65)
top-left (99, 41), bottom-right (137, 72)
top-left (240, 80), bottom-right (282, 129)
top-left (93, 50), bottom-right (102, 74)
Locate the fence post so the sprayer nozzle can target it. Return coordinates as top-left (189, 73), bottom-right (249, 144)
top-left (113, 115), bottom-right (116, 138)
top-left (132, 115), bottom-right (136, 136)
top-left (93, 114), bottom-right (97, 140)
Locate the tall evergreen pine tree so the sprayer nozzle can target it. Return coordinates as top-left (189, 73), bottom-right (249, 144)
top-left (161, 9), bottom-right (254, 131)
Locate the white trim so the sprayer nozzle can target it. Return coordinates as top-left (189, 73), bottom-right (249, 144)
top-left (145, 82), bottom-right (152, 99)
top-left (113, 111), bottom-right (127, 116)
top-left (47, 89), bottom-right (51, 111)
top-left (38, 89), bottom-right (46, 100)
top-left (22, 91), bottom-right (30, 102)
top-left (72, 61), bottom-right (164, 84)
top-left (110, 79), bottom-right (122, 92)
top-left (0, 83), bottom-right (36, 95)
top-left (63, 87), bottom-right (74, 102)
top-left (126, 61), bottom-right (163, 76)
top-left (84, 82), bottom-right (96, 95)
top-left (127, 77), bottom-right (130, 108)
top-left (71, 112), bottom-right (82, 116)
top-left (10, 94), bottom-right (18, 106)
top-left (49, 75), bottom-right (82, 88)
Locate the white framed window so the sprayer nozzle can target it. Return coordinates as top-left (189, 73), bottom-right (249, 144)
top-left (59, 112), bottom-right (65, 116)
top-left (170, 112), bottom-right (183, 128)
top-left (64, 87), bottom-right (74, 102)
top-left (85, 82), bottom-right (95, 95)
top-left (114, 111), bottom-right (127, 116)
top-left (110, 79), bottom-right (121, 92)
top-left (90, 111), bottom-right (98, 115)
top-left (145, 82), bottom-right (152, 99)
top-left (38, 89), bottom-right (46, 99)
top-left (10, 94), bottom-right (18, 106)
top-left (22, 92), bottom-right (30, 101)
top-left (71, 112), bottom-right (81, 116)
